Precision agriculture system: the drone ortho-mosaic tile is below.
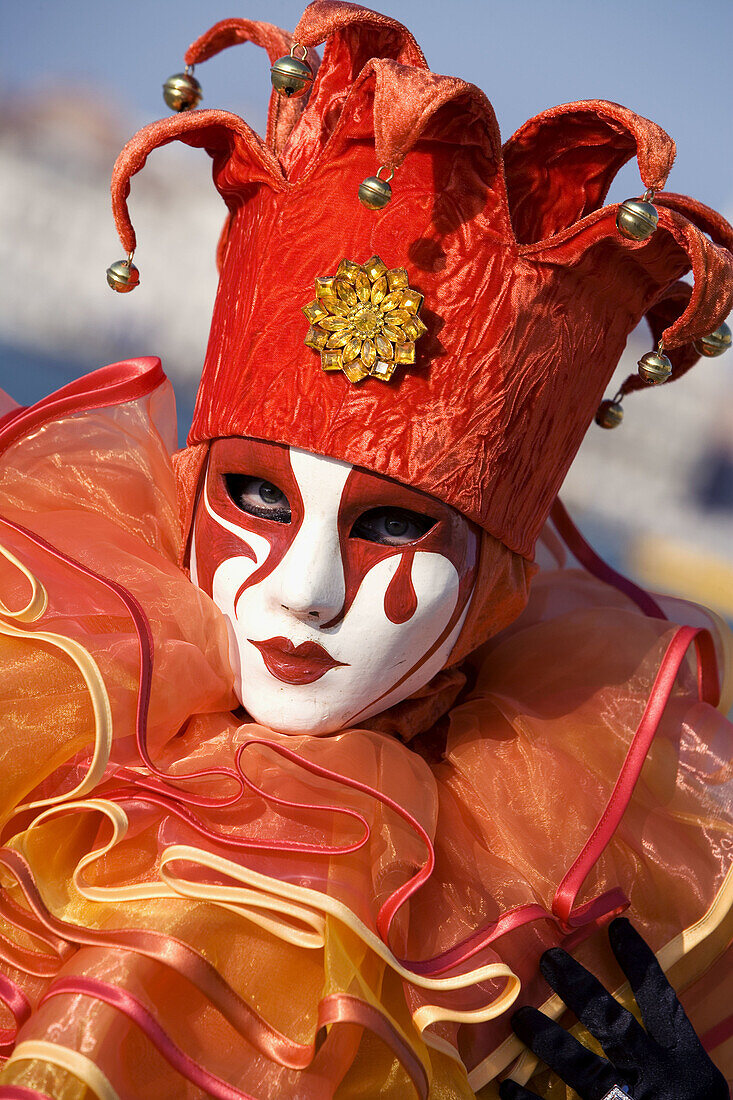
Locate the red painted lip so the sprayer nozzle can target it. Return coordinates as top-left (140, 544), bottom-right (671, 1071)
top-left (249, 636), bottom-right (347, 685)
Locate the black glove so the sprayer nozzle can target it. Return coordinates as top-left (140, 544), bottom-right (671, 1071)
top-left (498, 918), bottom-right (729, 1100)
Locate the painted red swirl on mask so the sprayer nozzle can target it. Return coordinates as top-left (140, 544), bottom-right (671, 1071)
top-left (195, 440), bottom-right (478, 635)
top-left (192, 439), bottom-right (304, 608)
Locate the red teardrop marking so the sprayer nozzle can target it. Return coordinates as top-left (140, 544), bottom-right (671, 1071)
top-left (384, 551), bottom-right (417, 625)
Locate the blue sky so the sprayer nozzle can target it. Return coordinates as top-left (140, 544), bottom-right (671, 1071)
top-left (2, 0), bottom-right (732, 212)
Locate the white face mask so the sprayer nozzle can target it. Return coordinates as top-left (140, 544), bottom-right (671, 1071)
top-left (190, 438), bottom-right (479, 736)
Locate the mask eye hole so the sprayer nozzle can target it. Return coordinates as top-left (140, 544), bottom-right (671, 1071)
top-left (350, 506), bottom-right (436, 546)
top-left (223, 474), bottom-right (292, 523)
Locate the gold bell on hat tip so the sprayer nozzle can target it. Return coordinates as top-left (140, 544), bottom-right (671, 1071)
top-left (616, 197), bottom-right (659, 242)
top-left (106, 256), bottom-right (139, 293)
top-left (595, 399), bottom-right (624, 429)
top-left (694, 321), bottom-right (732, 357)
top-left (358, 166), bottom-right (394, 211)
top-left (638, 348), bottom-right (672, 385)
top-left (162, 69), bottom-right (202, 112)
top-left (270, 46), bottom-right (313, 99)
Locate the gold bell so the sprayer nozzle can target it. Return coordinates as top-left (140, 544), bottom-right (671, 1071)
top-left (270, 46), bottom-right (313, 99)
top-left (358, 166), bottom-right (394, 211)
top-left (595, 399), bottom-right (624, 429)
top-left (694, 321), bottom-right (732, 357)
top-left (637, 348), bottom-right (672, 385)
top-left (106, 255), bottom-right (139, 293)
top-left (162, 69), bottom-right (202, 112)
top-left (616, 196), bottom-right (659, 242)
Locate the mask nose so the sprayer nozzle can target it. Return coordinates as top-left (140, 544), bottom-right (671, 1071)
top-left (280, 604), bottom-right (322, 620)
top-left (274, 518), bottom-right (346, 625)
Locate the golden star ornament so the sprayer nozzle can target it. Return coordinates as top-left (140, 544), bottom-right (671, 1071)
top-left (303, 256), bottom-right (427, 383)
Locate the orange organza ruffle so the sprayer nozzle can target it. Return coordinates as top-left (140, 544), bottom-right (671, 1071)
top-left (0, 373), bottom-right (730, 1099)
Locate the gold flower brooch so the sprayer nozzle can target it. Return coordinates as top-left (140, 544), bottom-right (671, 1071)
top-left (303, 256), bottom-right (427, 383)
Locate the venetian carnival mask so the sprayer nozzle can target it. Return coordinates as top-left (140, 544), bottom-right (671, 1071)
top-left (190, 437), bottom-right (479, 735)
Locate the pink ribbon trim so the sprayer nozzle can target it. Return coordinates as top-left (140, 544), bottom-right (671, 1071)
top-left (41, 979), bottom-right (431, 1099)
top-left (553, 624), bottom-right (719, 927)
top-left (0, 501), bottom-right (721, 1085)
top-left (0, 359), bottom-right (166, 454)
top-left (0, 973), bottom-right (31, 1054)
top-left (0, 1088), bottom-right (55, 1099)
top-left (42, 977), bottom-right (259, 1100)
top-left (319, 993), bottom-right (429, 1098)
top-left (0, 850), bottom-right (314, 1070)
top-left (0, 516), bottom-right (245, 810)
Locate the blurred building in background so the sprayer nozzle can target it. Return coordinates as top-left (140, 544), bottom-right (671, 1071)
top-left (563, 344), bottom-right (733, 622)
top-left (0, 89), bottom-right (222, 429)
top-left (0, 26), bottom-right (732, 624)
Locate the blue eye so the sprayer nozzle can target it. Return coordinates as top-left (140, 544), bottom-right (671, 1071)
top-left (350, 507), bottom-right (435, 546)
top-left (224, 475), bottom-right (291, 523)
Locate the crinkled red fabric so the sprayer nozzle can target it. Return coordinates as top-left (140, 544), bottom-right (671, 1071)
top-left (183, 19), bottom-right (321, 158)
top-left (109, 3), bottom-right (733, 558)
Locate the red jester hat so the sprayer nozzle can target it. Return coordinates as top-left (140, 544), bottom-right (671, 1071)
top-left (109, 0), bottom-right (733, 560)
